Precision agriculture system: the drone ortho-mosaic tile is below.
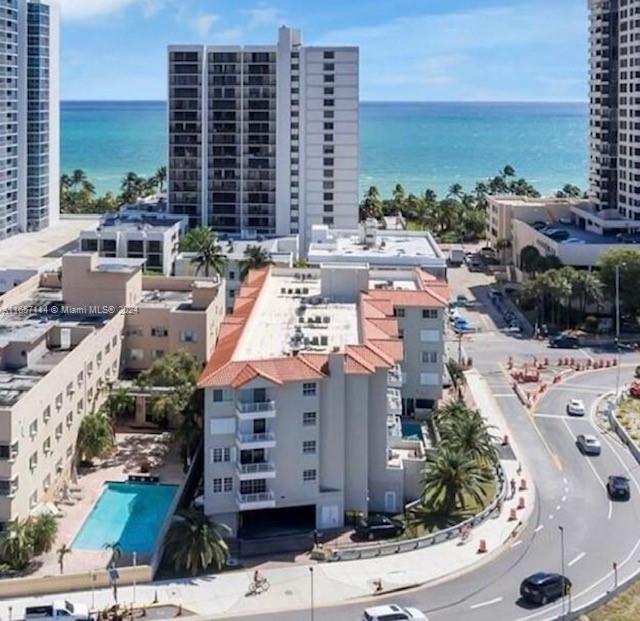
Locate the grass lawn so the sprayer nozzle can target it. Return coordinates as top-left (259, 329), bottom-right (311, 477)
top-left (616, 398), bottom-right (640, 445)
top-left (398, 478), bottom-right (498, 539)
top-left (587, 580), bottom-right (640, 621)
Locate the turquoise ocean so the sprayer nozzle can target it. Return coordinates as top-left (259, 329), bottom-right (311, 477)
top-left (61, 101), bottom-right (588, 198)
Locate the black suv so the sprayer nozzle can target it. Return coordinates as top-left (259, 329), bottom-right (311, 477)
top-left (549, 335), bottom-right (580, 349)
top-left (355, 515), bottom-right (405, 541)
top-left (607, 475), bottom-right (631, 500)
top-left (520, 573), bottom-right (571, 605)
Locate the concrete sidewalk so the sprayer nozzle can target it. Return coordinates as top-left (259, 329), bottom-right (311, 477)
top-left (0, 372), bottom-right (534, 620)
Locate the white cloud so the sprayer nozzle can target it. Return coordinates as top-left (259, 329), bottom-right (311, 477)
top-left (312, 1), bottom-right (587, 101)
top-left (57, 0), bottom-right (136, 20)
top-left (192, 13), bottom-right (220, 37)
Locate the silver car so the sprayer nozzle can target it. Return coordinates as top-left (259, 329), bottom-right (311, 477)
top-left (577, 434), bottom-right (601, 455)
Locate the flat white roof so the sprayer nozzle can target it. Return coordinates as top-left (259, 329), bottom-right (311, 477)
top-left (308, 231), bottom-right (444, 267)
top-left (234, 273), bottom-right (359, 360)
top-left (0, 215), bottom-right (99, 270)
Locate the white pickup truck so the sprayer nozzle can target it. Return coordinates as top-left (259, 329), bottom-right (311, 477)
top-left (25, 601), bottom-right (90, 621)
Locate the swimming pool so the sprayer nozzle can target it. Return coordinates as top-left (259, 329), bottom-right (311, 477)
top-left (401, 421), bottom-right (424, 441)
top-left (72, 482), bottom-right (178, 555)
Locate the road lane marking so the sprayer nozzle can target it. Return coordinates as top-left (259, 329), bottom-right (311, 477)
top-left (580, 348), bottom-right (595, 362)
top-left (535, 524), bottom-right (544, 533)
top-left (470, 597), bottom-right (503, 609)
top-left (568, 552), bottom-right (586, 567)
top-left (548, 514), bottom-right (554, 520)
top-left (561, 495), bottom-right (567, 502)
top-left (511, 540), bottom-right (523, 548)
top-left (561, 418), bottom-right (613, 519)
top-left (493, 393), bottom-right (519, 398)
top-left (556, 505), bottom-right (561, 511)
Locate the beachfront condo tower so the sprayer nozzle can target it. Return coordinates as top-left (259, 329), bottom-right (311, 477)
top-left (0, 0), bottom-right (60, 239)
top-left (589, 0), bottom-right (640, 218)
top-left (168, 26), bottom-right (359, 250)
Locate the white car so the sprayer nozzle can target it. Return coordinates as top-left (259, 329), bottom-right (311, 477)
top-left (567, 399), bottom-right (586, 416)
top-left (363, 604), bottom-right (428, 621)
top-left (577, 434), bottom-right (601, 455)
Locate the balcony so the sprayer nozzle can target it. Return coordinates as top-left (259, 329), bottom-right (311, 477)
top-left (235, 400), bottom-right (276, 420)
top-left (387, 388), bottom-right (402, 417)
top-left (236, 490), bottom-right (276, 510)
top-left (387, 366), bottom-right (405, 388)
top-left (235, 431), bottom-right (277, 449)
top-left (236, 461), bottom-right (277, 481)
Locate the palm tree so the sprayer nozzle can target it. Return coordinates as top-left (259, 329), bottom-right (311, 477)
top-left (423, 189), bottom-right (438, 205)
top-left (439, 410), bottom-right (498, 466)
top-left (421, 448), bottom-right (492, 515)
top-left (502, 165), bottom-right (516, 179)
top-left (239, 245), bottom-right (274, 281)
top-left (60, 174), bottom-right (73, 191)
top-left (120, 172), bottom-right (146, 203)
top-left (29, 513), bottom-right (58, 556)
top-left (154, 166), bottom-right (167, 193)
top-left (77, 413), bottom-right (113, 464)
top-left (496, 238), bottom-right (512, 265)
top-left (56, 544), bottom-right (72, 575)
top-left (191, 235), bottom-right (228, 278)
top-left (391, 183), bottom-right (406, 215)
top-left (447, 183), bottom-right (464, 199)
top-left (520, 245), bottom-right (542, 277)
top-left (572, 270), bottom-right (604, 318)
top-left (164, 509), bottom-right (230, 576)
top-left (359, 185), bottom-right (383, 221)
top-left (0, 519), bottom-right (33, 570)
top-left (102, 386), bottom-right (135, 430)
top-left (103, 541), bottom-right (123, 567)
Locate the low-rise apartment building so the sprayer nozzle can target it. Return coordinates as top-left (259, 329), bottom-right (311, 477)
top-left (487, 196), bottom-right (640, 270)
top-left (198, 264), bottom-right (447, 536)
top-left (0, 278), bottom-right (124, 525)
top-left (175, 236), bottom-right (298, 313)
top-left (79, 212), bottom-right (186, 276)
top-left (307, 221), bottom-right (448, 278)
top-left (0, 251), bottom-right (227, 524)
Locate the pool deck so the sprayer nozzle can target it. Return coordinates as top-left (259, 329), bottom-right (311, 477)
top-left (34, 431), bottom-right (184, 578)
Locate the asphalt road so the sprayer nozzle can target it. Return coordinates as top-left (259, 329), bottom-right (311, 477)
top-left (217, 269), bottom-right (640, 621)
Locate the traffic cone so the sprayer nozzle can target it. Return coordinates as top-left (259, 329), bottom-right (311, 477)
top-left (509, 508), bottom-right (517, 522)
top-left (517, 497), bottom-right (526, 510)
top-left (519, 478), bottom-right (528, 491)
top-left (477, 539), bottom-right (487, 554)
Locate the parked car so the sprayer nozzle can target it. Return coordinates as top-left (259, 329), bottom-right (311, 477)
top-left (453, 318), bottom-right (472, 332)
top-left (566, 399), bottom-right (586, 416)
top-left (577, 434), bottom-right (601, 455)
top-left (607, 475), bottom-right (631, 500)
top-left (363, 605), bottom-right (428, 621)
top-left (355, 515), bottom-right (405, 540)
top-left (520, 573), bottom-right (571, 606)
top-left (455, 294), bottom-right (470, 307)
top-left (549, 334), bottom-right (580, 349)
top-left (26, 602), bottom-right (90, 621)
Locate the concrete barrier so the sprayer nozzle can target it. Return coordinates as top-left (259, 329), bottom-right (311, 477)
top-left (608, 397), bottom-right (640, 464)
top-left (328, 464), bottom-right (507, 562)
top-left (0, 565), bottom-right (152, 599)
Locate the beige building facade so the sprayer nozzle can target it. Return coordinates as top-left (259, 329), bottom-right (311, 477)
top-left (0, 252), bottom-right (227, 524)
top-left (198, 264), bottom-right (447, 536)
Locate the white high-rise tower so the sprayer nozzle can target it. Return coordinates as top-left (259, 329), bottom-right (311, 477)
top-left (0, 0), bottom-right (59, 240)
top-left (168, 26), bottom-right (359, 250)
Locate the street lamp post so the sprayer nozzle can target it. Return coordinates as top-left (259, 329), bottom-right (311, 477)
top-left (309, 567), bottom-right (315, 621)
top-left (615, 263), bottom-right (623, 397)
top-left (559, 526), bottom-right (566, 621)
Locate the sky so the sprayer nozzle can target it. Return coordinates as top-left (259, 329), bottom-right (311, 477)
top-left (58, 0), bottom-right (589, 102)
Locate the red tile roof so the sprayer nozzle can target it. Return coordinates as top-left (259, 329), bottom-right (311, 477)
top-left (198, 267), bottom-right (448, 388)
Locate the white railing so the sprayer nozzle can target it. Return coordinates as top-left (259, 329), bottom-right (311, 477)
top-left (237, 490), bottom-right (275, 505)
top-left (237, 462), bottom-right (276, 475)
top-left (236, 431), bottom-right (276, 444)
top-left (236, 400), bottom-right (276, 414)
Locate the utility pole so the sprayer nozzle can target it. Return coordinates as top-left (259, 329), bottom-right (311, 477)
top-left (309, 567), bottom-right (315, 621)
top-left (559, 526), bottom-right (566, 621)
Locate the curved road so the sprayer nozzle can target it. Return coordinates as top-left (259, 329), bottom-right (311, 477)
top-left (224, 364), bottom-right (640, 621)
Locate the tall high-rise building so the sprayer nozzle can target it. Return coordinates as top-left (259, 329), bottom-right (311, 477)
top-left (168, 26), bottom-right (359, 249)
top-left (0, 0), bottom-right (59, 240)
top-left (589, 0), bottom-right (640, 219)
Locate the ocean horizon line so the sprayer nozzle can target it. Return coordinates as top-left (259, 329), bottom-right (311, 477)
top-left (60, 99), bottom-right (588, 105)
